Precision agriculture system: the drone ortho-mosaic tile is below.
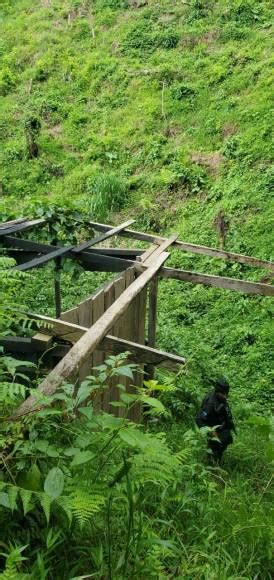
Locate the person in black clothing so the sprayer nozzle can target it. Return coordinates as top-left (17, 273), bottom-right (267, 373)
top-left (196, 377), bottom-right (236, 461)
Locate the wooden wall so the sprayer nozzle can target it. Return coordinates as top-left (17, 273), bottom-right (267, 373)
top-left (60, 268), bottom-right (147, 419)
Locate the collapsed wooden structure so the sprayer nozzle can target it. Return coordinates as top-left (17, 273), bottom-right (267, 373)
top-left (1, 217), bottom-right (273, 420)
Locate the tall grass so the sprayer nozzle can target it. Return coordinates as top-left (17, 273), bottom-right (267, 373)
top-left (88, 172), bottom-right (128, 221)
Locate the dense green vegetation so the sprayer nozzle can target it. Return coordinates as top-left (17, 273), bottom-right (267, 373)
top-left (0, 0), bottom-right (273, 578)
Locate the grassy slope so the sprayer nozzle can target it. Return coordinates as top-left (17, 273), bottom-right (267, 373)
top-left (1, 0), bottom-right (273, 399)
top-left (0, 1), bottom-right (273, 577)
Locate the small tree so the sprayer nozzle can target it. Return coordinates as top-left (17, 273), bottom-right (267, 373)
top-left (24, 114), bottom-right (41, 158)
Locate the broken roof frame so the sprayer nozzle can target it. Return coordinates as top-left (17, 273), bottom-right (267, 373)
top-left (1, 216), bottom-right (273, 419)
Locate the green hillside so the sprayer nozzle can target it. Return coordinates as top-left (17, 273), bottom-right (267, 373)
top-left (0, 1), bottom-right (273, 578)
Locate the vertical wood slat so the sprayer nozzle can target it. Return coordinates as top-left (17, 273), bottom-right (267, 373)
top-left (113, 275), bottom-right (126, 417)
top-left (78, 297), bottom-right (93, 383)
top-left (60, 265), bottom-right (146, 421)
top-left (91, 289), bottom-right (105, 412)
top-left (146, 276), bottom-right (158, 380)
top-left (102, 281), bottom-right (116, 412)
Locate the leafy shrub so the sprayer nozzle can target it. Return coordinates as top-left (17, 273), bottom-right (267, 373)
top-left (226, 1), bottom-right (266, 24)
top-left (122, 22), bottom-right (179, 55)
top-left (87, 172), bottom-right (127, 220)
top-left (185, 0), bottom-right (211, 22)
top-left (0, 67), bottom-right (16, 96)
top-left (171, 82), bottom-right (197, 100)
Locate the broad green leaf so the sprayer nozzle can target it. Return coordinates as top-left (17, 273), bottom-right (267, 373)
top-left (64, 447), bottom-right (80, 457)
top-left (71, 451), bottom-right (95, 467)
top-left (8, 485), bottom-right (18, 512)
top-left (141, 396), bottom-right (167, 415)
top-left (20, 489), bottom-right (33, 515)
top-left (0, 492), bottom-right (10, 508)
top-left (114, 366), bottom-right (134, 379)
top-left (119, 428), bottom-right (148, 449)
top-left (44, 467), bottom-right (64, 499)
top-left (78, 407), bottom-right (94, 419)
top-left (120, 392), bottom-right (137, 404)
top-left (39, 493), bottom-right (52, 524)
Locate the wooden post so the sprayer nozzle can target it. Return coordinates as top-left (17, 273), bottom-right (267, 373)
top-left (54, 257), bottom-right (62, 318)
top-left (146, 275), bottom-right (158, 379)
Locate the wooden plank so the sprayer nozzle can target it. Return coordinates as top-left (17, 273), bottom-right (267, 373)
top-left (32, 333), bottom-right (53, 349)
top-left (146, 276), bottom-right (158, 379)
top-left (0, 218), bottom-right (26, 229)
top-left (78, 297), bottom-right (93, 383)
top-left (0, 336), bottom-right (48, 354)
top-left (3, 237), bottom-right (143, 259)
top-left (112, 274), bottom-right (127, 416)
top-left (89, 220), bottom-right (274, 272)
top-left (13, 252), bottom-right (169, 418)
top-left (99, 335), bottom-right (185, 372)
top-left (161, 267), bottom-right (274, 296)
top-left (73, 220), bottom-right (135, 253)
top-left (31, 312), bottom-right (83, 342)
top-left (23, 315), bottom-right (185, 370)
top-left (145, 234), bottom-right (178, 265)
top-left (14, 244), bottom-right (74, 271)
top-left (138, 244), bottom-right (159, 263)
top-left (0, 219), bottom-right (45, 237)
top-left (14, 220), bottom-right (135, 270)
top-left (91, 287), bottom-right (105, 412)
top-left (102, 281), bottom-right (116, 411)
top-left (86, 248), bottom-right (143, 257)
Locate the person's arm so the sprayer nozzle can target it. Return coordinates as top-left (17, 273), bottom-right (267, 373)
top-left (196, 395), bottom-right (214, 428)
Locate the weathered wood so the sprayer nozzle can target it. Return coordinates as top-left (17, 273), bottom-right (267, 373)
top-left (138, 244), bottom-right (159, 263)
top-left (91, 286), bottom-right (106, 411)
top-left (0, 218), bottom-right (26, 229)
top-left (32, 312), bottom-right (84, 342)
top-left (73, 220), bottom-right (135, 253)
top-left (32, 333), bottom-right (53, 349)
top-left (161, 267), bottom-right (274, 296)
top-left (54, 257), bottom-right (62, 318)
top-left (16, 315), bottom-right (184, 370)
top-left (99, 335), bottom-right (184, 371)
top-left (0, 336), bottom-right (50, 354)
top-left (146, 276), bottom-right (158, 379)
top-left (14, 245), bottom-right (74, 271)
top-left (89, 220), bottom-right (274, 271)
top-left (87, 248), bottom-right (143, 257)
top-left (0, 219), bottom-right (45, 237)
top-left (13, 253), bottom-right (169, 418)
top-left (13, 220), bottom-right (135, 270)
top-left (145, 234), bottom-right (178, 265)
top-left (112, 274), bottom-right (127, 416)
top-left (3, 237), bottom-right (143, 259)
top-left (0, 335), bottom-right (70, 358)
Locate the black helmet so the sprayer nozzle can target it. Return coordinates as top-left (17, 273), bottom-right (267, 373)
top-left (214, 377), bottom-right (230, 394)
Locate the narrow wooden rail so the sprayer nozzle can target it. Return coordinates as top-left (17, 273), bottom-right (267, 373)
top-left (89, 220), bottom-right (274, 272)
top-left (161, 267), bottom-right (274, 296)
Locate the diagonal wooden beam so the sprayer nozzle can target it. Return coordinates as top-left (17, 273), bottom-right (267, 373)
top-left (73, 219), bottom-right (135, 253)
top-left (13, 220), bottom-right (136, 271)
top-left (0, 219), bottom-right (45, 237)
top-left (12, 252), bottom-right (169, 418)
top-left (144, 234), bottom-right (178, 265)
top-left (0, 218), bottom-right (26, 229)
top-left (89, 220), bottom-right (274, 272)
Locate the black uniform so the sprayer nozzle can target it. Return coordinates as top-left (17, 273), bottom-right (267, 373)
top-left (196, 391), bottom-right (235, 460)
